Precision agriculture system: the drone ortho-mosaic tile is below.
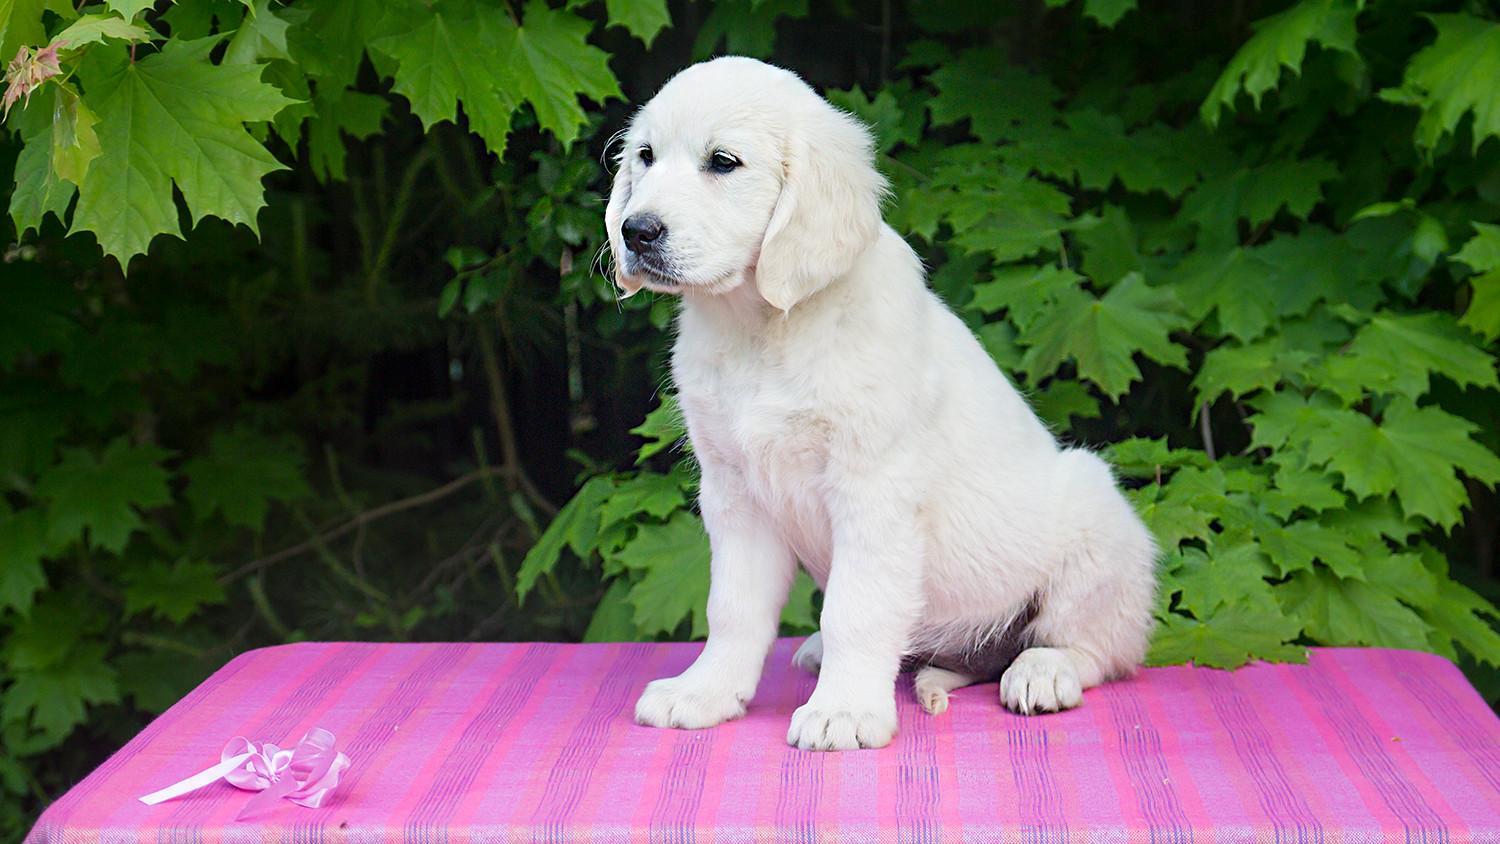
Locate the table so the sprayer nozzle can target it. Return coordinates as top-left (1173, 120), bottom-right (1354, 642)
top-left (25, 639), bottom-right (1500, 842)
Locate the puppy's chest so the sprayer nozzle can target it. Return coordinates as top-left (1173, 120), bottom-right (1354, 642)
top-left (677, 349), bottom-right (837, 554)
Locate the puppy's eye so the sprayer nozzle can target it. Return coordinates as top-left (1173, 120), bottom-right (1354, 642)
top-left (708, 151), bottom-right (741, 174)
top-left (638, 145), bottom-right (654, 166)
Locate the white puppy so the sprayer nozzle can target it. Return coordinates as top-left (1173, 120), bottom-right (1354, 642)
top-left (607, 57), bottom-right (1157, 751)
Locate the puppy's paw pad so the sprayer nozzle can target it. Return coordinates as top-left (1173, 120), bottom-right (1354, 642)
top-left (787, 702), bottom-right (897, 751)
top-left (791, 632), bottom-right (823, 674)
top-left (1000, 648), bottom-right (1083, 715)
top-left (635, 677), bottom-right (746, 730)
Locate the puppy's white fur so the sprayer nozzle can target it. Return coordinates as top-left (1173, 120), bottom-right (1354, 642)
top-left (608, 57), bottom-right (1157, 751)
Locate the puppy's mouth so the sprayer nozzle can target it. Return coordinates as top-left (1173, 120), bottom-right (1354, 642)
top-left (622, 254), bottom-right (742, 296)
top-left (627, 259), bottom-right (685, 293)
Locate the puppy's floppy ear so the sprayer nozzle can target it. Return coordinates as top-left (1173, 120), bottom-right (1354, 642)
top-left (604, 143), bottom-right (643, 298)
top-left (755, 105), bottom-right (886, 312)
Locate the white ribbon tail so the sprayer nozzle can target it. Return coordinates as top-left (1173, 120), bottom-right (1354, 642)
top-left (139, 752), bottom-right (255, 806)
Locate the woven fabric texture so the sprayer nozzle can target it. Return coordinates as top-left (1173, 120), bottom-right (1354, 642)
top-left (26, 639), bottom-right (1500, 843)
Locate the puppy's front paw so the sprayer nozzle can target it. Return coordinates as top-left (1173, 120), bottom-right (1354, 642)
top-left (791, 632), bottom-right (823, 674)
top-left (787, 698), bottom-right (897, 750)
top-left (635, 676), bottom-right (747, 729)
top-left (999, 647), bottom-right (1083, 715)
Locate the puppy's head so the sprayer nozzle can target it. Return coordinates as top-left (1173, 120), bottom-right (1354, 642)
top-left (605, 57), bottom-right (886, 311)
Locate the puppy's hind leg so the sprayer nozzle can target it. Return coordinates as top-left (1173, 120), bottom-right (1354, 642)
top-left (791, 631), bottom-right (823, 674)
top-left (913, 666), bottom-right (978, 715)
top-left (999, 449), bottom-right (1157, 716)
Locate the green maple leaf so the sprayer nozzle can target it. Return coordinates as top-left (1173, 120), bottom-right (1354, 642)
top-left (1018, 272), bottom-right (1188, 398)
top-left (1261, 462), bottom-right (1347, 519)
top-left (1171, 228), bottom-right (1372, 340)
top-left (1454, 222), bottom-right (1500, 340)
top-left (596, 472), bottom-right (686, 529)
top-left (121, 559), bottom-right (226, 623)
top-left (48, 12), bottom-right (150, 49)
top-left (927, 47), bottom-right (1061, 144)
top-left (1194, 334), bottom-right (1317, 404)
top-left (692, 0), bottom-right (806, 59)
top-left (631, 394), bottom-right (685, 463)
top-left (1380, 14), bottom-right (1500, 153)
top-left (1006, 112), bottom-right (1201, 198)
top-left (182, 427), bottom-right (311, 531)
top-left (72, 36), bottom-right (295, 266)
top-left (1278, 567), bottom-right (1434, 651)
top-left (376, 0), bottom-right (617, 154)
top-left (286, 0), bottom-right (401, 92)
top-left (1201, 0), bottom-right (1359, 127)
top-left (304, 87), bottom-right (387, 182)
top-left (582, 578), bottom-right (640, 643)
top-left (34, 437), bottom-right (172, 552)
top-left (508, 1), bottom-right (619, 147)
top-left (1182, 159), bottom-right (1339, 250)
top-left (223, 0), bottom-right (291, 65)
top-left (1256, 517), bottom-right (1361, 579)
top-left (1302, 400), bottom-right (1500, 528)
top-left (969, 265), bottom-right (1082, 326)
top-left (1, 640), bottom-right (118, 750)
top-left (1316, 311), bottom-right (1499, 402)
top-left (605, 0), bottom-right (670, 47)
top-left (374, 1), bottom-right (521, 155)
top-left (0, 0), bottom-right (74, 66)
top-left (1148, 602), bottom-right (1306, 669)
top-left (619, 511), bottom-right (711, 638)
top-left (1167, 543), bottom-right (1278, 618)
top-left (1453, 221), bottom-right (1500, 272)
top-left (1081, 0), bottom-right (1137, 26)
top-left (515, 475), bottom-right (616, 601)
top-left (1424, 578), bottom-right (1500, 668)
top-left (0, 506), bottom-right (51, 615)
top-left (8, 86), bottom-right (85, 238)
top-left (102, 0), bottom-right (159, 19)
top-left (1463, 269), bottom-right (1500, 341)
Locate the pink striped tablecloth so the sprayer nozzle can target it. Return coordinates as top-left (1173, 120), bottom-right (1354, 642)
top-left (25, 639), bottom-right (1500, 843)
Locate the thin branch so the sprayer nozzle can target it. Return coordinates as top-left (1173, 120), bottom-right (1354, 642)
top-left (220, 466), bottom-right (509, 585)
top-left (476, 318), bottom-right (559, 520)
top-left (1198, 402), bottom-right (1217, 461)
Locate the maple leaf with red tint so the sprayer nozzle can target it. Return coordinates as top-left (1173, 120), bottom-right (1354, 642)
top-left (2, 43), bottom-right (62, 120)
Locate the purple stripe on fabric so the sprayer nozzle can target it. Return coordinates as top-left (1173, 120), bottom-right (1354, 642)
top-left (402, 643), bottom-right (562, 842)
top-left (648, 728), bottom-right (713, 843)
top-left (897, 687), bottom-right (941, 844)
top-left (526, 643), bottom-right (649, 842)
top-left (1009, 725), bottom-right (1068, 844)
top-left (775, 735), bottom-right (824, 842)
top-left (1202, 668), bottom-right (1322, 844)
top-left (1102, 680), bottom-right (1192, 844)
top-left (1299, 657), bottom-right (1448, 844)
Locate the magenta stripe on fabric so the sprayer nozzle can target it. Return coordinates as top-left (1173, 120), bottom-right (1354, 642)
top-left (25, 642), bottom-right (1500, 844)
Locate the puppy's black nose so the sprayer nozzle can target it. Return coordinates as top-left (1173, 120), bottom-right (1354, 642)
top-left (622, 215), bottom-right (665, 255)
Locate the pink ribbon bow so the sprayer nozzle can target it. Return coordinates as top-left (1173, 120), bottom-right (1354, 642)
top-left (139, 728), bottom-right (351, 820)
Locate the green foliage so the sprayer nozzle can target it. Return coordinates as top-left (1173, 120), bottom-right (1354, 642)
top-left (3, 0), bottom-right (1500, 838)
